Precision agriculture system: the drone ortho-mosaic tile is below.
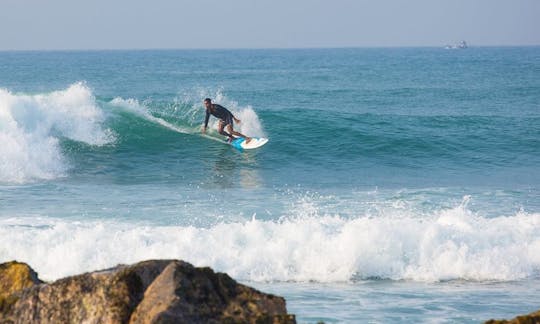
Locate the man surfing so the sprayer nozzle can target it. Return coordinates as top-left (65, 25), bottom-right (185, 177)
top-left (202, 98), bottom-right (251, 143)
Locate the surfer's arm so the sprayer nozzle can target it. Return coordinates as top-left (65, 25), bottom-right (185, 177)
top-left (202, 111), bottom-right (210, 132)
top-left (233, 116), bottom-right (241, 123)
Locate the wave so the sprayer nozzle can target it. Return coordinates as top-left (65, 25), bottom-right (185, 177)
top-left (266, 109), bottom-right (540, 172)
top-left (1, 82), bottom-right (537, 187)
top-left (0, 84), bottom-right (267, 184)
top-left (1, 197), bottom-right (539, 283)
top-left (0, 83), bottom-right (114, 183)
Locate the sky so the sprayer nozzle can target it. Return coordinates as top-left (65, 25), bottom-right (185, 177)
top-left (1, 0), bottom-right (539, 50)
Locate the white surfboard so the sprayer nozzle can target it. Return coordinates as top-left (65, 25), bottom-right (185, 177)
top-left (230, 137), bottom-right (268, 150)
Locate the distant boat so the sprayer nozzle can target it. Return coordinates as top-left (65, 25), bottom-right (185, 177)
top-left (445, 40), bottom-right (468, 49)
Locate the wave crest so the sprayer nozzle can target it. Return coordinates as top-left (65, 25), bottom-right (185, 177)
top-left (0, 83), bottom-right (114, 184)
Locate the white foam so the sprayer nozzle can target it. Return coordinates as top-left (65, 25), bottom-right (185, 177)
top-left (234, 106), bottom-right (266, 138)
top-left (0, 83), bottom-right (114, 184)
top-left (1, 198), bottom-right (539, 282)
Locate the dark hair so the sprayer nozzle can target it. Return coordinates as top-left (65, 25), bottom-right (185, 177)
top-left (204, 98), bottom-right (212, 103)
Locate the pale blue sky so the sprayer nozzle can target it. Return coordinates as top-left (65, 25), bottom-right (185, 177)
top-left (1, 0), bottom-right (539, 50)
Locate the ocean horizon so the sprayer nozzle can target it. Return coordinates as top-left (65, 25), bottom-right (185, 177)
top-left (2, 44), bottom-right (540, 53)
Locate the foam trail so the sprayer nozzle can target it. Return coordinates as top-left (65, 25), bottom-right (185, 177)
top-left (0, 83), bottom-right (114, 184)
top-left (110, 97), bottom-right (192, 134)
top-left (109, 97), bottom-right (225, 145)
top-left (1, 200), bottom-right (539, 282)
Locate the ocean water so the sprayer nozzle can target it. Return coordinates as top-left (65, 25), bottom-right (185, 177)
top-left (1, 47), bottom-right (539, 322)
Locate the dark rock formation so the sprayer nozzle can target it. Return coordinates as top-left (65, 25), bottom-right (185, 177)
top-left (0, 259), bottom-right (296, 324)
top-left (485, 310), bottom-right (540, 324)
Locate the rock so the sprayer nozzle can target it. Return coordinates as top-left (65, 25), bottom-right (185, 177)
top-left (0, 261), bottom-right (43, 294)
top-left (485, 310), bottom-right (540, 324)
top-left (130, 261), bottom-right (292, 323)
top-left (0, 261), bottom-right (43, 314)
top-left (0, 259), bottom-right (295, 324)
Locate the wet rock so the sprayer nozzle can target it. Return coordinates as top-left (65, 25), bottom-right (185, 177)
top-left (485, 309), bottom-right (540, 324)
top-left (0, 259), bottom-right (296, 324)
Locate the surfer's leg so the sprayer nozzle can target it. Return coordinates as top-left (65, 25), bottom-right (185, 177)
top-left (218, 120), bottom-right (234, 140)
top-left (227, 124), bottom-right (251, 143)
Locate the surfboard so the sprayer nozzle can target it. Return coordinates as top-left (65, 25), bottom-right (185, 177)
top-left (230, 137), bottom-right (268, 150)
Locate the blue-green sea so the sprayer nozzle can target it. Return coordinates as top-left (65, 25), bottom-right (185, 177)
top-left (1, 47), bottom-right (539, 323)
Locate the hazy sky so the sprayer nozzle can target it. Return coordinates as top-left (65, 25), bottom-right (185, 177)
top-left (1, 0), bottom-right (539, 50)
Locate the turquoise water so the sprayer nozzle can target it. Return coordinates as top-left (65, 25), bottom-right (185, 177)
top-left (1, 47), bottom-right (539, 322)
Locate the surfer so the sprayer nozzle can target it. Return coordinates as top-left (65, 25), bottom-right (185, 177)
top-left (202, 98), bottom-right (251, 143)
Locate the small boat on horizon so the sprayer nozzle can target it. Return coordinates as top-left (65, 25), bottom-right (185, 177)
top-left (445, 40), bottom-right (468, 49)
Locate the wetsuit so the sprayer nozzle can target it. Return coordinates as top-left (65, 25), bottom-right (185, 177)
top-left (204, 104), bottom-right (236, 137)
top-left (204, 104), bottom-right (235, 129)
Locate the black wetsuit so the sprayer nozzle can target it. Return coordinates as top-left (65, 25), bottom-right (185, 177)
top-left (204, 104), bottom-right (234, 129)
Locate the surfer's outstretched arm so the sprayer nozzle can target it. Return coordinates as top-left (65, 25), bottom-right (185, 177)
top-left (202, 110), bottom-right (211, 133)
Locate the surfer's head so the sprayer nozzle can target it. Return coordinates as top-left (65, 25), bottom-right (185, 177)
top-left (203, 98), bottom-right (212, 109)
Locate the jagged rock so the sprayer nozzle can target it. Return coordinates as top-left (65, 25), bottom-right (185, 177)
top-left (0, 261), bottom-right (43, 314)
top-left (0, 261), bottom-right (43, 295)
top-left (485, 310), bottom-right (540, 324)
top-left (0, 259), bottom-right (296, 324)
